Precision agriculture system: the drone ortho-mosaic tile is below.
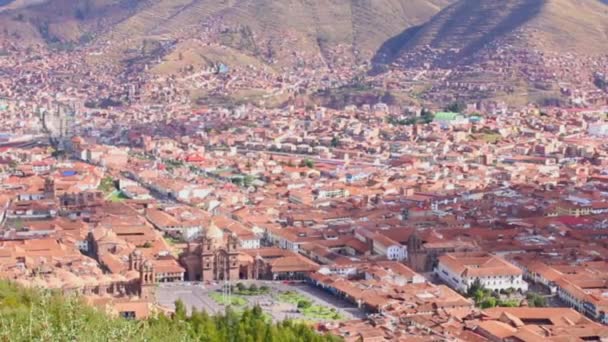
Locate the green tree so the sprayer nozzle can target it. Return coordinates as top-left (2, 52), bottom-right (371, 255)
top-left (527, 293), bottom-right (547, 307)
top-left (481, 297), bottom-right (497, 309)
top-left (330, 136), bottom-right (340, 148)
top-left (174, 299), bottom-right (187, 321)
top-left (297, 300), bottom-right (312, 309)
top-left (303, 159), bottom-right (314, 168)
top-left (445, 102), bottom-right (466, 113)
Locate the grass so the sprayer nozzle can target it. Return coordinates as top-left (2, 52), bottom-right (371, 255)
top-left (164, 236), bottom-right (183, 245)
top-left (209, 292), bottom-right (247, 307)
top-left (107, 191), bottom-right (128, 203)
top-left (277, 291), bottom-right (308, 305)
top-left (276, 291), bottom-right (343, 321)
top-left (300, 305), bottom-right (342, 321)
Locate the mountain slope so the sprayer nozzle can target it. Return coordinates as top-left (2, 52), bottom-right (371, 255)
top-left (377, 0), bottom-right (608, 67)
top-left (0, 0), bottom-right (454, 62)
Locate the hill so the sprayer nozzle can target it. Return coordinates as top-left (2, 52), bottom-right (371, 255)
top-left (0, 280), bottom-right (339, 342)
top-left (376, 0), bottom-right (608, 67)
top-left (0, 0), bottom-right (454, 63)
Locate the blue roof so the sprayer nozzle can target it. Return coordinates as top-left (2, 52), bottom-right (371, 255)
top-left (62, 170), bottom-right (77, 177)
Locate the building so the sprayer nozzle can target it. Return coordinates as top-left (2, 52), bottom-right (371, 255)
top-left (435, 252), bottom-right (528, 293)
top-left (179, 229), bottom-right (240, 281)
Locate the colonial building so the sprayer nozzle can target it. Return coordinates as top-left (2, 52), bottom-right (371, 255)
top-left (129, 250), bottom-right (184, 283)
top-left (407, 231), bottom-right (480, 272)
top-left (180, 231), bottom-right (240, 281)
top-left (435, 252), bottom-right (528, 293)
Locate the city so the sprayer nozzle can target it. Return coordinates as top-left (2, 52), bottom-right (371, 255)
top-left (1, 0), bottom-right (608, 341)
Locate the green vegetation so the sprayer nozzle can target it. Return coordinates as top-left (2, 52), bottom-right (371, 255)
top-left (98, 176), bottom-right (116, 194)
top-left (330, 137), bottom-right (340, 148)
top-left (0, 281), bottom-right (338, 341)
top-left (233, 283), bottom-right (270, 296)
top-left (164, 159), bottom-right (185, 172)
top-left (209, 292), bottom-right (248, 307)
top-left (277, 291), bottom-right (308, 304)
top-left (526, 292), bottom-right (547, 307)
top-left (301, 305), bottom-right (342, 321)
top-left (164, 236), bottom-right (183, 245)
top-left (231, 174), bottom-right (257, 188)
top-left (467, 280), bottom-right (522, 309)
top-left (277, 291), bottom-right (342, 321)
top-left (108, 191), bottom-right (129, 203)
top-left (444, 102), bottom-right (466, 113)
top-left (300, 159), bottom-right (315, 169)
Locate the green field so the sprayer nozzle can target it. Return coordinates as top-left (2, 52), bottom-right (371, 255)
top-left (276, 291), bottom-right (343, 321)
top-left (209, 292), bottom-right (247, 306)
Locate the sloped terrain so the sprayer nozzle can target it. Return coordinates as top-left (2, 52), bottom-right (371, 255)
top-left (377, 0), bottom-right (608, 67)
top-left (0, 0), bottom-right (454, 62)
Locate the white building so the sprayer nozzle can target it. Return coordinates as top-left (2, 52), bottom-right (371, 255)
top-left (435, 252), bottom-right (528, 293)
top-left (588, 122), bottom-right (608, 137)
top-left (372, 234), bottom-right (407, 261)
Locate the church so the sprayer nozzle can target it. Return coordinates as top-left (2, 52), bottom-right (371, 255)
top-left (179, 225), bottom-right (240, 281)
top-left (179, 225), bottom-right (320, 282)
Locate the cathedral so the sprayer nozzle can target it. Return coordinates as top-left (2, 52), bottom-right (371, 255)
top-left (180, 227), bottom-right (241, 282)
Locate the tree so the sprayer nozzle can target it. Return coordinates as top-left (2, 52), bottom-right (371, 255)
top-left (330, 136), bottom-right (340, 148)
top-left (174, 299), bottom-right (187, 321)
top-left (297, 300), bottom-right (312, 309)
top-left (527, 293), bottom-right (547, 307)
top-left (467, 279), bottom-right (484, 297)
top-left (303, 159), bottom-right (314, 169)
top-left (445, 102), bottom-right (466, 113)
top-left (480, 297), bottom-right (497, 309)
top-left (249, 283), bottom-right (258, 293)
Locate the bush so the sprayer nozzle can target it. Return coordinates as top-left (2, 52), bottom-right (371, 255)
top-left (480, 297), bottom-right (497, 309)
top-left (297, 300), bottom-right (312, 309)
top-left (526, 293), bottom-right (547, 307)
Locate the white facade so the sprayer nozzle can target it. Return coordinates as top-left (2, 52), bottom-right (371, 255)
top-left (435, 260), bottom-right (528, 293)
top-left (239, 237), bottom-right (261, 249)
top-left (386, 245), bottom-right (408, 261)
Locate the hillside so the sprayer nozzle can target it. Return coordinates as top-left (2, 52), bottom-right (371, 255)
top-left (0, 280), bottom-right (339, 342)
top-left (377, 0), bottom-right (608, 67)
top-left (0, 0), bottom-right (454, 63)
